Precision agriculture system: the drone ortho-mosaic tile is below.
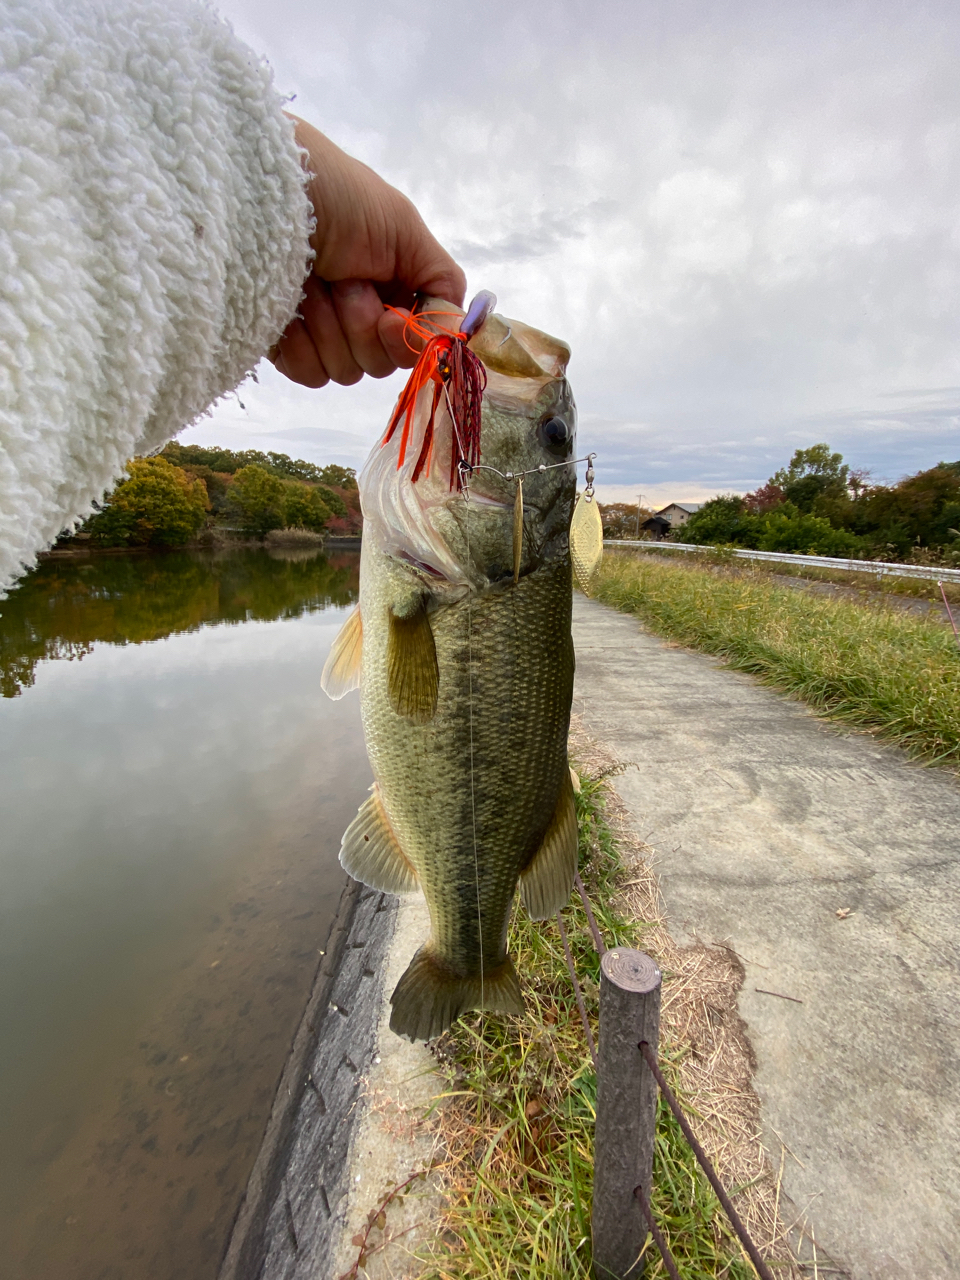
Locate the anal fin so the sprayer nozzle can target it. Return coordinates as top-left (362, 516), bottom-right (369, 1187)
top-left (321, 606), bottom-right (362, 699)
top-left (339, 786), bottom-right (418, 894)
top-left (389, 947), bottom-right (523, 1042)
top-left (387, 599), bottom-right (439, 723)
top-left (520, 767), bottom-right (578, 920)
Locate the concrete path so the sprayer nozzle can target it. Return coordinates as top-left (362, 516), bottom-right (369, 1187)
top-left (572, 595), bottom-right (960, 1280)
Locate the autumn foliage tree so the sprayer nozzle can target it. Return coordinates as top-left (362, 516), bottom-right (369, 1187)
top-left (598, 502), bottom-right (656, 539)
top-left (227, 465), bottom-right (332, 537)
top-left (682, 446), bottom-right (960, 562)
top-left (85, 457), bottom-right (208, 547)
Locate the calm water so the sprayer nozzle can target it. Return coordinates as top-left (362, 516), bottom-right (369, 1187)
top-left (0, 548), bottom-right (369, 1280)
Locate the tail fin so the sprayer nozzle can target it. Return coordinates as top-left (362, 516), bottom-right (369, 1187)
top-left (389, 947), bottom-right (523, 1041)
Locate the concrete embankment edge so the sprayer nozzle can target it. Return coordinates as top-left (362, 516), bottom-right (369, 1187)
top-left (217, 878), bottom-right (398, 1280)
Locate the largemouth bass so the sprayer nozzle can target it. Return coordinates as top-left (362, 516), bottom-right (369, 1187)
top-left (322, 295), bottom-right (590, 1041)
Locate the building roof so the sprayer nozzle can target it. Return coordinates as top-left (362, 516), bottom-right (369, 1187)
top-left (657, 502), bottom-right (702, 516)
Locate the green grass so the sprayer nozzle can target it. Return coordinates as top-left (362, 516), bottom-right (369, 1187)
top-left (594, 552), bottom-right (960, 771)
top-left (418, 770), bottom-right (758, 1279)
top-left (612, 543), bottom-right (960, 605)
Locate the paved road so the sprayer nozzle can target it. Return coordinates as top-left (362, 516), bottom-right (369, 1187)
top-left (573, 595), bottom-right (960, 1280)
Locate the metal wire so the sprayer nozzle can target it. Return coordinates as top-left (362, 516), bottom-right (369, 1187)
top-left (574, 869), bottom-right (606, 955)
top-left (567, 874), bottom-right (774, 1279)
top-left (556, 911), bottom-right (597, 1068)
top-left (638, 1041), bottom-right (775, 1280)
top-left (940, 580), bottom-right (960, 647)
top-left (558, 895), bottom-right (681, 1276)
top-left (633, 1184), bottom-right (682, 1280)
top-left (460, 452), bottom-right (596, 485)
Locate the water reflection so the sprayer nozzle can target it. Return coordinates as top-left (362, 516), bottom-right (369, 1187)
top-left (0, 548), bottom-right (368, 1280)
top-left (1, 547), bottom-right (359, 697)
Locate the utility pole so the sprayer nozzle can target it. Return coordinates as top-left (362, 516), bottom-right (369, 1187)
top-left (635, 494), bottom-right (643, 539)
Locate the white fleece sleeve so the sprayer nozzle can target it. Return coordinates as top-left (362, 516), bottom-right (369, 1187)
top-left (0, 0), bottom-right (313, 589)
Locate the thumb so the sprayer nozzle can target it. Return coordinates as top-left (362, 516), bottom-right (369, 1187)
top-left (389, 206), bottom-right (467, 309)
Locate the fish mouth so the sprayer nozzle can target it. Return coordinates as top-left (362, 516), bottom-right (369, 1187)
top-left (462, 491), bottom-right (511, 510)
top-left (397, 550), bottom-right (447, 579)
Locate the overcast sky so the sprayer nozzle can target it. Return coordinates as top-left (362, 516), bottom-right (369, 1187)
top-left (192, 0), bottom-right (960, 505)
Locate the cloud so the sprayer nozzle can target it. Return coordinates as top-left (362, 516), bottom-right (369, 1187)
top-left (208, 0), bottom-right (960, 497)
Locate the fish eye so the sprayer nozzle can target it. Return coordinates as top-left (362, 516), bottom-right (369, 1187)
top-left (539, 416), bottom-right (572, 454)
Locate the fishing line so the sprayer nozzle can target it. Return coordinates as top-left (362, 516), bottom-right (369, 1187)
top-left (451, 397), bottom-right (485, 1027)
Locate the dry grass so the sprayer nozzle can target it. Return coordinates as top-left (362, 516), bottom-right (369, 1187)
top-left (410, 722), bottom-right (806, 1279)
top-left (569, 724), bottom-right (803, 1273)
top-left (263, 526), bottom-right (326, 547)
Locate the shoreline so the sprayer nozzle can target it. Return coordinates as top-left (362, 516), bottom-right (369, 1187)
top-left (38, 534), bottom-right (363, 561)
top-left (217, 878), bottom-right (395, 1279)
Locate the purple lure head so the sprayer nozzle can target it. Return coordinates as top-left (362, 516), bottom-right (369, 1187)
top-left (460, 290), bottom-right (497, 339)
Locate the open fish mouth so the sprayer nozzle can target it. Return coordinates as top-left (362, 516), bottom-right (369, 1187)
top-left (397, 550), bottom-right (447, 578)
top-left (462, 491), bottom-right (511, 509)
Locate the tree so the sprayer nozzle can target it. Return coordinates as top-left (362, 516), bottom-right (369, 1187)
top-left (857, 462), bottom-right (960, 554)
top-left (283, 483), bottom-right (332, 532)
top-left (160, 442), bottom-right (358, 489)
top-left (756, 507), bottom-right (861, 556)
top-left (315, 463), bottom-right (358, 490)
top-left (681, 495), bottom-right (761, 547)
top-left (227, 465), bottom-right (287, 537)
top-left (770, 444), bottom-right (849, 513)
top-left (315, 485), bottom-right (347, 518)
top-left (85, 457), bottom-right (208, 547)
top-left (598, 503), bottom-right (655, 539)
top-left (743, 482), bottom-right (784, 514)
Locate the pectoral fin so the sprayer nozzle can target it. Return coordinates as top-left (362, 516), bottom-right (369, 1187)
top-left (520, 769), bottom-right (579, 920)
top-left (339, 786), bottom-right (419, 894)
top-left (387, 600), bottom-right (439, 723)
top-left (320, 606), bottom-right (363, 699)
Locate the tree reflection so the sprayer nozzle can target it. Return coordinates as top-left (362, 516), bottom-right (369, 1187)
top-left (0, 549), bottom-right (359, 697)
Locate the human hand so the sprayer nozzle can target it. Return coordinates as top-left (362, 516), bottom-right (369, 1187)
top-left (272, 118), bottom-right (466, 388)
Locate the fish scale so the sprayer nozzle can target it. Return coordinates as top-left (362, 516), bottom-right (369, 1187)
top-left (361, 552), bottom-right (573, 977)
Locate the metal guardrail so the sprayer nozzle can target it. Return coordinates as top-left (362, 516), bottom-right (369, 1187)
top-left (605, 540), bottom-right (960, 584)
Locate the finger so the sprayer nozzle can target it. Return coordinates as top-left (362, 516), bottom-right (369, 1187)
top-left (378, 308), bottom-right (421, 370)
top-left (298, 277), bottom-right (364, 386)
top-left (411, 255), bottom-right (467, 308)
top-left (392, 207), bottom-right (467, 308)
top-left (331, 279), bottom-right (397, 379)
top-left (274, 317), bottom-right (330, 388)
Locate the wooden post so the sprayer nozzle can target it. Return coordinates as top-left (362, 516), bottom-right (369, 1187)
top-left (592, 948), bottom-right (662, 1279)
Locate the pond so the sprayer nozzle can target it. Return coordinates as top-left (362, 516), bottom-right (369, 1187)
top-left (0, 546), bottom-right (369, 1280)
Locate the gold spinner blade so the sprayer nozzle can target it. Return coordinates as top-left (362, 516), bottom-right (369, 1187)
top-left (570, 490), bottom-right (603, 593)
